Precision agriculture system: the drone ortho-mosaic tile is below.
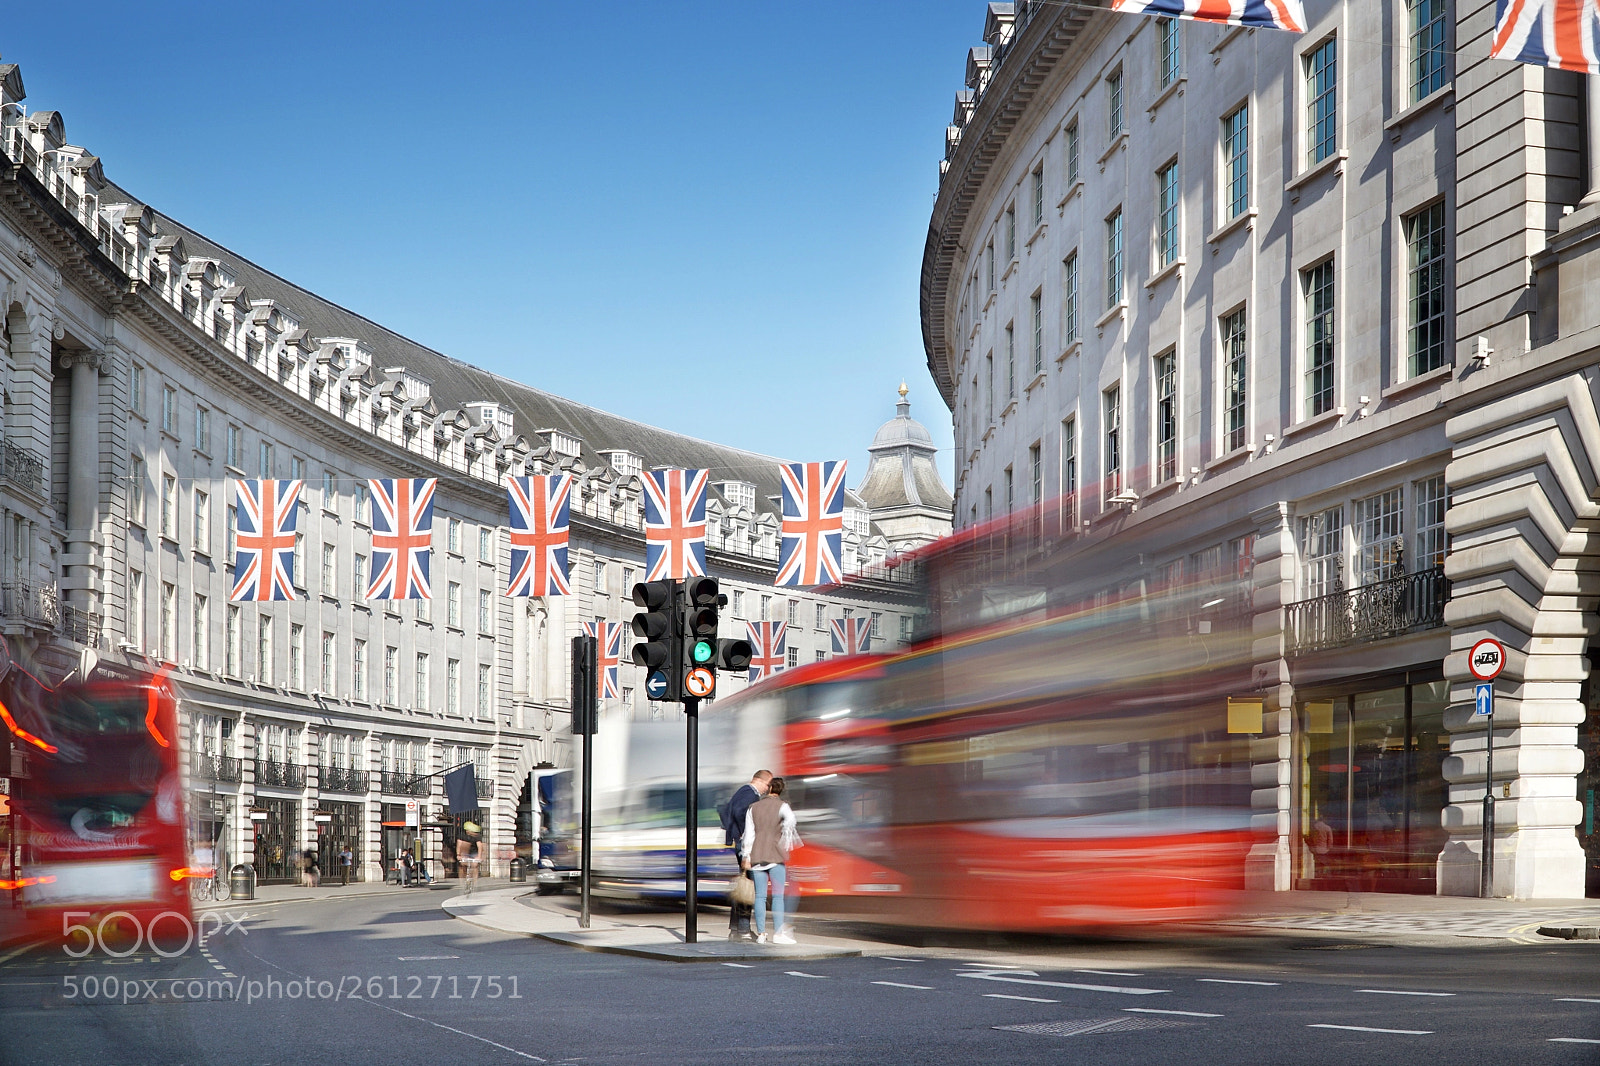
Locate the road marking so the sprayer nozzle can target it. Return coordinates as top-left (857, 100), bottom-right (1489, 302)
top-left (956, 971), bottom-right (1168, 996)
top-left (876, 956), bottom-right (924, 963)
top-left (398, 955), bottom-right (459, 961)
top-left (1309, 1024), bottom-right (1432, 1035)
top-left (873, 981), bottom-right (934, 990)
top-left (785, 971), bottom-right (828, 979)
top-left (1549, 1038), bottom-right (1600, 1044)
top-left (1124, 1008), bottom-right (1223, 1018)
top-left (1199, 978), bottom-right (1280, 986)
top-left (1356, 989), bottom-right (1454, 997)
top-left (365, 999), bottom-right (546, 1060)
top-left (1075, 969), bottom-right (1142, 976)
top-left (721, 963), bottom-right (754, 969)
top-left (1556, 998), bottom-right (1600, 1004)
top-left (984, 994), bottom-right (1059, 1003)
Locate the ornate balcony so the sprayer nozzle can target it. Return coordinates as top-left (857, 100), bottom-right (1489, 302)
top-left (380, 771), bottom-right (430, 797)
top-left (191, 753), bottom-right (243, 783)
top-left (61, 604), bottom-right (101, 647)
top-left (475, 777), bottom-right (495, 801)
top-left (1287, 564), bottom-right (1448, 656)
top-left (0, 580), bottom-right (59, 630)
top-left (255, 759), bottom-right (305, 790)
top-left (0, 440), bottom-right (47, 498)
top-left (319, 765), bottom-right (370, 794)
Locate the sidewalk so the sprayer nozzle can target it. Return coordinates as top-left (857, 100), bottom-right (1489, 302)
top-left (441, 886), bottom-right (863, 962)
top-left (1213, 889), bottom-right (1600, 943)
top-left (194, 877), bottom-right (459, 911)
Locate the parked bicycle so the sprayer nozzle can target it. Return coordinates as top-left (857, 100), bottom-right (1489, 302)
top-left (187, 865), bottom-right (230, 902)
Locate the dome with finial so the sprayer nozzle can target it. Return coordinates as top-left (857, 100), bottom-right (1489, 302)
top-left (855, 386), bottom-right (953, 552)
top-left (870, 380), bottom-right (937, 452)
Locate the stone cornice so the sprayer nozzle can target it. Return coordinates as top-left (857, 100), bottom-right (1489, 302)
top-left (0, 157), bottom-right (126, 307)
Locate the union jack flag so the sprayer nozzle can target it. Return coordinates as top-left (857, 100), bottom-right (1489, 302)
top-left (367, 478), bottom-right (436, 600)
top-left (1492, 0), bottom-right (1600, 72)
top-left (829, 617), bottom-right (871, 657)
top-left (229, 479), bottom-right (301, 602)
top-left (581, 621), bottom-right (625, 700)
top-left (505, 475), bottom-right (572, 597)
top-left (776, 461), bottom-right (847, 588)
top-left (642, 468), bottom-right (708, 581)
top-left (1110, 0), bottom-right (1305, 31)
top-left (746, 621), bottom-right (788, 683)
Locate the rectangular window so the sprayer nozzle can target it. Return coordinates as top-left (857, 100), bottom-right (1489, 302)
top-left (815, 603), bottom-right (827, 629)
top-left (1061, 416), bottom-right (1077, 500)
top-left (984, 487), bottom-right (993, 519)
top-left (1223, 104), bottom-right (1250, 220)
top-left (257, 616), bottom-right (273, 685)
top-left (479, 526), bottom-right (493, 562)
top-left (787, 647), bottom-right (799, 669)
top-left (1303, 260), bottom-right (1337, 418)
top-left (415, 595), bottom-right (430, 623)
top-left (225, 604), bottom-right (240, 675)
top-left (226, 504), bottom-right (237, 562)
top-left (1005, 205), bottom-right (1016, 260)
top-left (1159, 18), bottom-right (1181, 88)
top-left (289, 623), bottom-right (304, 690)
top-left (193, 489), bottom-right (209, 554)
top-left (1031, 164), bottom-right (1044, 228)
top-left (321, 542), bottom-right (335, 593)
top-left (258, 441), bottom-right (273, 479)
top-left (129, 455), bottom-right (147, 527)
top-left (414, 652), bottom-right (429, 707)
top-left (1405, 202), bottom-right (1448, 377)
top-left (192, 594), bottom-right (208, 671)
top-left (1354, 488), bottom-right (1404, 585)
top-left (321, 470), bottom-right (336, 506)
top-left (161, 474), bottom-right (177, 539)
top-left (292, 533), bottom-right (304, 590)
top-left (354, 482), bottom-right (370, 524)
top-left (477, 663), bottom-right (492, 719)
top-left (226, 424), bottom-right (241, 469)
top-left (130, 365), bottom-right (145, 416)
top-left (787, 599), bottom-right (799, 626)
top-left (321, 631), bottom-right (335, 688)
top-left (478, 588), bottom-right (493, 633)
top-left (870, 611), bottom-right (883, 638)
top-left (193, 404), bottom-right (209, 452)
top-left (384, 645), bottom-right (398, 705)
top-left (1105, 209), bottom-right (1124, 309)
top-left (1414, 475), bottom-right (1448, 569)
top-left (1306, 38), bottom-right (1337, 166)
top-left (1005, 325), bottom-right (1016, 399)
top-left (1030, 292), bottom-right (1043, 374)
top-left (289, 455), bottom-right (303, 481)
top-left (160, 581), bottom-right (175, 661)
top-left (1302, 506), bottom-right (1344, 598)
top-left (1004, 466), bottom-right (1014, 513)
top-left (900, 615), bottom-right (914, 642)
top-left (448, 582), bottom-right (461, 627)
top-left (448, 517), bottom-right (462, 554)
top-left (1104, 386), bottom-right (1121, 497)
top-left (1107, 69), bottom-right (1123, 137)
top-left (1066, 121), bottom-right (1080, 185)
top-left (1408, 0), bottom-right (1448, 105)
top-left (1063, 251), bottom-right (1079, 343)
top-left (352, 554), bottom-right (368, 602)
top-left (352, 639), bottom-right (367, 701)
top-left (446, 659), bottom-right (461, 715)
top-left (985, 353), bottom-right (994, 424)
top-left (1222, 307), bottom-right (1249, 453)
top-left (732, 589), bottom-right (745, 617)
top-left (986, 239), bottom-right (995, 292)
top-left (1029, 443), bottom-right (1042, 504)
top-left (1155, 350), bottom-right (1177, 483)
top-left (1156, 160), bottom-right (1179, 268)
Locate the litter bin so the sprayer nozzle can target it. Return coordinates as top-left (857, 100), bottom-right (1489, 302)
top-left (508, 858), bottom-right (526, 883)
top-left (230, 864), bottom-right (256, 901)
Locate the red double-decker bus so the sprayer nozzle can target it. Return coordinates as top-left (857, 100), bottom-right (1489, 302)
top-left (3, 666), bottom-right (192, 947)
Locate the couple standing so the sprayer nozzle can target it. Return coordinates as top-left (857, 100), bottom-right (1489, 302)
top-left (722, 769), bottom-right (800, 945)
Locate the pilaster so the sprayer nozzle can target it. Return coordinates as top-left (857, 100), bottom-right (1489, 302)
top-left (1244, 501), bottom-right (1295, 892)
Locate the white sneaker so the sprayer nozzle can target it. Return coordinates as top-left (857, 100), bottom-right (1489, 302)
top-left (755, 932), bottom-right (770, 944)
top-left (772, 931), bottom-right (797, 945)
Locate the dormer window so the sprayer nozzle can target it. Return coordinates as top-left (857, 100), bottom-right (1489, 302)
top-left (719, 481), bottom-right (756, 511)
top-left (548, 431), bottom-right (581, 459)
top-left (603, 450), bottom-right (642, 480)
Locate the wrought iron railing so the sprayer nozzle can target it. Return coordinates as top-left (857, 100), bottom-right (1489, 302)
top-left (255, 759), bottom-right (304, 789)
top-left (1287, 565), bottom-right (1448, 656)
top-left (0, 580), bottom-right (59, 628)
top-left (380, 771), bottom-right (430, 797)
top-left (191, 753), bottom-right (243, 783)
top-left (61, 605), bottom-right (100, 646)
top-left (0, 440), bottom-right (47, 497)
top-left (475, 777), bottom-right (495, 801)
top-left (319, 766), bottom-right (369, 793)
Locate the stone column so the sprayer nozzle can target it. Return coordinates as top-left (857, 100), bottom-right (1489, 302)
top-left (1585, 77), bottom-right (1600, 206)
top-left (1244, 502), bottom-right (1296, 892)
top-left (59, 350), bottom-right (105, 619)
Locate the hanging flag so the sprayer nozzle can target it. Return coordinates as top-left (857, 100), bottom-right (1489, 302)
top-left (642, 468), bottom-right (708, 581)
top-left (1110, 0), bottom-right (1305, 31)
top-left (1491, 0), bottom-right (1600, 73)
top-left (829, 617), bottom-right (872, 657)
top-left (506, 475), bottom-right (572, 597)
top-left (367, 478), bottom-right (436, 600)
top-left (443, 763), bottom-right (479, 815)
top-left (230, 479), bottom-right (302, 601)
top-left (746, 621), bottom-right (788, 683)
top-left (776, 461), bottom-right (848, 588)
top-left (597, 621), bottom-right (623, 700)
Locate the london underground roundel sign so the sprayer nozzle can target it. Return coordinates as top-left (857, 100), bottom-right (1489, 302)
top-left (1469, 638), bottom-right (1506, 681)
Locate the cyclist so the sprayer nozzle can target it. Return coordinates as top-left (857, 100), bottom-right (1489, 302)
top-left (456, 821), bottom-right (481, 893)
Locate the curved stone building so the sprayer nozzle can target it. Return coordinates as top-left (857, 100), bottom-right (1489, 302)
top-left (853, 385), bottom-right (953, 554)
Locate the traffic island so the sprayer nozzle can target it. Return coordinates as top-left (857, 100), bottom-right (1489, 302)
top-left (1537, 925), bottom-right (1600, 940)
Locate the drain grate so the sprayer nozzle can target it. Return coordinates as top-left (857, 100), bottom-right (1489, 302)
top-left (996, 1016), bottom-right (1193, 1037)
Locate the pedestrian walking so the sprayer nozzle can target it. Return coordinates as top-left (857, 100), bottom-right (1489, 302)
top-left (399, 850), bottom-right (413, 887)
top-left (303, 848), bottom-right (320, 888)
top-left (720, 770), bottom-right (771, 941)
top-left (740, 776), bottom-right (800, 945)
top-left (338, 845), bottom-right (352, 886)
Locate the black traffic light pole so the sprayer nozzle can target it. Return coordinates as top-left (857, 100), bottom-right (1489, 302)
top-left (571, 633), bottom-right (598, 929)
top-left (685, 694), bottom-right (700, 944)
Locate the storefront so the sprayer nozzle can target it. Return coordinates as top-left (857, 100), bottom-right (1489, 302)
top-left (316, 801), bottom-right (364, 883)
top-left (188, 794), bottom-right (235, 874)
top-left (254, 797), bottom-right (300, 884)
top-left (1294, 673), bottom-right (1449, 893)
top-left (381, 802), bottom-right (418, 883)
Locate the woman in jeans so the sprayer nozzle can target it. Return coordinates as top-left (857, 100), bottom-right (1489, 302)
top-left (740, 776), bottom-right (799, 945)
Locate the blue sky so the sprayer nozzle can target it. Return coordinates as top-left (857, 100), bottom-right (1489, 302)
top-left (4, 2), bottom-right (976, 488)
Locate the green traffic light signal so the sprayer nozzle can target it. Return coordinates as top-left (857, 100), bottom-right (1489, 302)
top-left (692, 639), bottom-right (714, 664)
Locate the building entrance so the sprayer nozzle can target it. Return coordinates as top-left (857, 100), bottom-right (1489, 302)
top-left (316, 801), bottom-right (364, 884)
top-left (1294, 680), bottom-right (1449, 893)
top-left (255, 798), bottom-right (300, 884)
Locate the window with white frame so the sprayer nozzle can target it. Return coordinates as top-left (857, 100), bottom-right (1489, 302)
top-left (353, 554), bottom-right (367, 601)
top-left (352, 639), bottom-right (367, 700)
top-left (321, 631), bottom-right (335, 688)
top-left (1405, 202), bottom-right (1448, 377)
top-left (1005, 204), bottom-right (1016, 261)
top-left (414, 652), bottom-right (429, 707)
top-left (194, 404), bottom-right (209, 452)
top-left (1414, 475), bottom-right (1448, 570)
top-left (1031, 163), bottom-right (1045, 228)
top-left (477, 663), bottom-right (492, 718)
top-left (1223, 104), bottom-right (1249, 220)
top-left (787, 647), bottom-right (799, 669)
top-left (292, 532), bottom-right (304, 590)
top-left (1029, 443), bottom-right (1042, 505)
top-left (1066, 120), bottom-right (1080, 185)
top-left (129, 455), bottom-right (147, 526)
top-left (354, 482), bottom-right (370, 524)
top-left (1103, 386), bottom-right (1121, 497)
top-left (193, 489), bottom-right (209, 554)
top-left (322, 542), bottom-right (335, 593)
top-left (258, 441), bottom-right (274, 479)
top-left (160, 581), bottom-right (175, 661)
top-left (226, 424), bottom-right (241, 469)
top-left (1159, 18), bottom-right (1181, 88)
top-left (257, 616), bottom-right (273, 685)
top-left (161, 475), bottom-right (177, 539)
top-left (479, 526), bottom-right (493, 562)
top-left (1354, 488), bottom-right (1404, 585)
top-left (448, 517), bottom-right (462, 554)
top-left (192, 594), bottom-right (208, 670)
top-left (1107, 68), bottom-right (1123, 137)
top-left (1004, 466), bottom-right (1014, 513)
top-left (130, 364), bottom-right (145, 417)
top-left (1222, 307), bottom-right (1248, 453)
top-left (1301, 506), bottom-right (1344, 597)
top-left (1303, 260), bottom-right (1336, 418)
top-left (815, 603), bottom-right (827, 629)
top-left (1305, 38), bottom-right (1337, 166)
top-left (225, 604), bottom-right (240, 675)
top-left (478, 588), bottom-right (493, 633)
top-left (787, 599), bottom-right (799, 626)
top-left (1063, 251), bottom-right (1079, 343)
top-left (1061, 416), bottom-right (1077, 502)
top-left (1154, 350), bottom-right (1177, 483)
top-left (1005, 324), bottom-right (1016, 399)
top-left (1156, 160), bottom-right (1180, 268)
top-left (384, 645), bottom-right (398, 705)
top-left (289, 623), bottom-right (304, 690)
top-left (448, 582), bottom-right (461, 627)
top-left (1408, 0), bottom-right (1448, 104)
top-left (1105, 209), bottom-right (1124, 308)
top-left (447, 658), bottom-right (461, 715)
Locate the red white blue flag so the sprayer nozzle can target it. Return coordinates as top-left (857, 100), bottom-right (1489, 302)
top-left (642, 468), bottom-right (708, 581)
top-left (1110, 0), bottom-right (1305, 31)
top-left (829, 617), bottom-right (871, 657)
top-left (1492, 0), bottom-right (1600, 72)
top-left (746, 621), bottom-right (788, 683)
top-left (776, 461), bottom-right (847, 588)
top-left (367, 478), bottom-right (436, 600)
top-left (230, 479), bottom-right (301, 602)
top-left (581, 621), bottom-right (624, 700)
top-left (506, 475), bottom-right (572, 597)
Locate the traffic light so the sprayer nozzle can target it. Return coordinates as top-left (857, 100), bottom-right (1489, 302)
top-left (714, 636), bottom-right (753, 673)
top-left (631, 580), bottom-right (681, 702)
top-left (681, 576), bottom-right (721, 700)
top-left (570, 633), bottom-right (598, 734)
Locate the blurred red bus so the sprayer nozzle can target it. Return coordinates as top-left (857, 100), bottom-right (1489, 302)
top-left (4, 670), bottom-right (192, 947)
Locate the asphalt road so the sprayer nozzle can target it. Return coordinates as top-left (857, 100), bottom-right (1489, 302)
top-left (2, 892), bottom-right (1598, 1065)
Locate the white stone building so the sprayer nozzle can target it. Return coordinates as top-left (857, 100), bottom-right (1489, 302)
top-left (923, 2), bottom-right (1600, 898)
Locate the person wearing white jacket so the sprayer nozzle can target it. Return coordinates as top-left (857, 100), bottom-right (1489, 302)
top-left (740, 776), bottom-right (801, 945)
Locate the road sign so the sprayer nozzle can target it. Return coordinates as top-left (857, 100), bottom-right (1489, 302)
top-left (405, 799), bottom-right (418, 827)
top-left (645, 671), bottom-right (669, 700)
top-left (684, 667), bottom-right (715, 698)
top-left (1469, 638), bottom-right (1506, 681)
top-left (1475, 682), bottom-right (1493, 717)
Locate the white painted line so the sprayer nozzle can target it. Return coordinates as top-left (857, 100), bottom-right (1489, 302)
top-left (1309, 1024), bottom-right (1433, 1035)
top-left (877, 956), bottom-right (924, 963)
top-left (364, 999), bottom-right (546, 1060)
top-left (1124, 1008), bottom-right (1223, 1018)
top-left (398, 955), bottom-right (459, 961)
top-left (957, 971), bottom-right (1169, 996)
top-left (721, 963), bottom-right (754, 969)
top-left (873, 981), bottom-right (934, 990)
top-left (984, 993), bottom-right (1059, 1004)
top-left (1556, 998), bottom-right (1600, 1004)
top-left (1549, 1038), bottom-right (1600, 1044)
top-left (1356, 989), bottom-right (1455, 997)
top-left (785, 971), bottom-right (828, 979)
top-left (1199, 978), bottom-right (1280, 986)
top-left (1075, 969), bottom-right (1143, 976)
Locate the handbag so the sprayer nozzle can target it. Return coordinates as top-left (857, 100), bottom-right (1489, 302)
top-left (730, 870), bottom-right (755, 907)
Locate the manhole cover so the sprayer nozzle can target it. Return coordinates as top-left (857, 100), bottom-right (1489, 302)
top-left (996, 1016), bottom-right (1193, 1037)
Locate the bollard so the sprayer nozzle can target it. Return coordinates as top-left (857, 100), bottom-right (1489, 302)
top-left (508, 857), bottom-right (527, 883)
top-left (229, 863), bottom-right (256, 901)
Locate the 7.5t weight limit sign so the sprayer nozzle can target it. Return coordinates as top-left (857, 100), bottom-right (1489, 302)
top-left (1469, 638), bottom-right (1506, 682)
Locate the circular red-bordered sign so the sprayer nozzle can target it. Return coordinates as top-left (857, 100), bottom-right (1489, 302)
top-left (1469, 638), bottom-right (1506, 681)
top-left (684, 667), bottom-right (716, 699)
